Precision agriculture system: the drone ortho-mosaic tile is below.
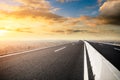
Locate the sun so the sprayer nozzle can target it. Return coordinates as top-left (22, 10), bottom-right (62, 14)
top-left (0, 30), bottom-right (8, 36)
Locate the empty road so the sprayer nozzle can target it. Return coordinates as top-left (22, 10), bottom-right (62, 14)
top-left (0, 41), bottom-right (120, 80)
top-left (0, 41), bottom-right (84, 80)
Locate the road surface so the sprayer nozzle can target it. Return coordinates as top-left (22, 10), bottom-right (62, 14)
top-left (0, 41), bottom-right (120, 80)
top-left (0, 41), bottom-right (84, 80)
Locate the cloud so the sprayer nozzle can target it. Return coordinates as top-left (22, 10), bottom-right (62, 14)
top-left (99, 0), bottom-right (120, 25)
top-left (97, 0), bottom-right (105, 6)
top-left (81, 0), bottom-right (120, 26)
top-left (0, 0), bottom-right (68, 35)
top-left (0, 0), bottom-right (119, 37)
top-left (51, 8), bottom-right (61, 13)
top-left (65, 16), bottom-right (107, 27)
top-left (0, 0), bottom-right (119, 40)
top-left (0, 3), bottom-right (16, 12)
top-left (56, 0), bottom-right (79, 3)
top-left (0, 0), bottom-right (108, 29)
top-left (51, 29), bottom-right (86, 34)
top-left (0, 0), bottom-right (65, 24)
top-left (50, 28), bottom-right (99, 35)
top-left (0, 0), bottom-right (62, 18)
top-left (62, 16), bottom-right (91, 27)
top-left (15, 0), bottom-right (51, 11)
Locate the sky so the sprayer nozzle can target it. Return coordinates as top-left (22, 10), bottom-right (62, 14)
top-left (0, 0), bottom-right (120, 40)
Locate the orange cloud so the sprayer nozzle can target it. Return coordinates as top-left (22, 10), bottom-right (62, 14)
top-left (64, 16), bottom-right (105, 27)
top-left (56, 0), bottom-right (79, 3)
top-left (0, 0), bottom-right (61, 19)
top-left (15, 0), bottom-right (51, 12)
top-left (0, 0), bottom-right (119, 40)
top-left (0, 0), bottom-right (65, 30)
top-left (0, 0), bottom-right (102, 33)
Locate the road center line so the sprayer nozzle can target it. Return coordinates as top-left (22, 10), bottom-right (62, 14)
top-left (114, 48), bottom-right (120, 51)
top-left (54, 47), bottom-right (66, 52)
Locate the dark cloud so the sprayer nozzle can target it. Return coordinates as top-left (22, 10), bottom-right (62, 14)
top-left (51, 29), bottom-right (97, 34)
top-left (66, 29), bottom-right (92, 33)
top-left (52, 30), bottom-right (64, 33)
top-left (99, 0), bottom-right (120, 25)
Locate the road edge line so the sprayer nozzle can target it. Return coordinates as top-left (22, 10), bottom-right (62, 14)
top-left (84, 43), bottom-right (89, 80)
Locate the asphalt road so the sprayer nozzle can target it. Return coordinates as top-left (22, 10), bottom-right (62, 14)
top-left (88, 41), bottom-right (120, 71)
top-left (0, 41), bottom-right (84, 80)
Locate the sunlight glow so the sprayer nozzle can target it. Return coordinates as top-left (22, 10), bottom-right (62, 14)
top-left (0, 30), bottom-right (8, 36)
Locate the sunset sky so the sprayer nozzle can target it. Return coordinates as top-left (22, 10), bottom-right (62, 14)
top-left (0, 0), bottom-right (120, 40)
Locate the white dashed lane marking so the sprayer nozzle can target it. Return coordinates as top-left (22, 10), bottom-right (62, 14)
top-left (54, 47), bottom-right (66, 52)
